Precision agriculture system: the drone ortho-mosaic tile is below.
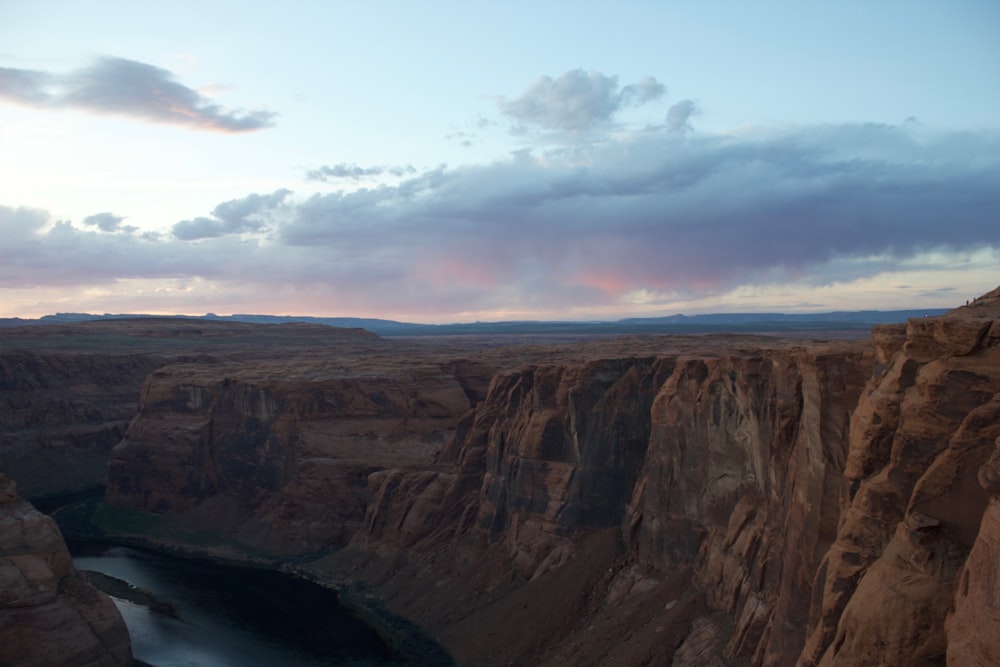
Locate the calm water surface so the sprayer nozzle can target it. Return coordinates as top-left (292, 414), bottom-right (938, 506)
top-left (71, 543), bottom-right (403, 667)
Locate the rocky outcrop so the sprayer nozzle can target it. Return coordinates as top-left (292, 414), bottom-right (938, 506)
top-left (0, 473), bottom-right (132, 666)
top-left (800, 287), bottom-right (1000, 667)
top-left (946, 431), bottom-right (1000, 664)
top-left (347, 289), bottom-right (1000, 666)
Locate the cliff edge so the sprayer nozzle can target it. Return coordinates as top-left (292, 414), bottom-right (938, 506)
top-left (0, 473), bottom-right (132, 666)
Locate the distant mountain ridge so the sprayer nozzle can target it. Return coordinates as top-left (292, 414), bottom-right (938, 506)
top-left (0, 309), bottom-right (951, 336)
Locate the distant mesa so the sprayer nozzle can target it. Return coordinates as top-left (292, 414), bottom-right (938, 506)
top-left (0, 308), bottom-right (951, 337)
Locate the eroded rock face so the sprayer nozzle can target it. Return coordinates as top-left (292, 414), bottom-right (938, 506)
top-left (0, 352), bottom-right (161, 498)
top-left (0, 318), bottom-right (384, 500)
top-left (629, 347), bottom-right (872, 667)
top-left (0, 474), bottom-right (132, 666)
top-left (350, 289), bottom-right (1000, 667)
top-left (800, 286), bottom-right (1000, 667)
top-left (352, 339), bottom-right (874, 665)
top-left (15, 291), bottom-right (998, 666)
top-left (104, 360), bottom-right (484, 553)
top-left (946, 434), bottom-right (1000, 665)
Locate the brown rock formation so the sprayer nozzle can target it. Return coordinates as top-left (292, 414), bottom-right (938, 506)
top-left (345, 338), bottom-right (874, 665)
top-left (0, 318), bottom-right (382, 499)
top-left (629, 346), bottom-right (873, 667)
top-left (946, 432), bottom-right (1000, 665)
top-left (0, 473), bottom-right (132, 666)
top-left (800, 286), bottom-right (1000, 667)
top-left (104, 355), bottom-right (491, 553)
top-left (6, 289), bottom-right (1000, 666)
top-left (0, 351), bottom-right (162, 498)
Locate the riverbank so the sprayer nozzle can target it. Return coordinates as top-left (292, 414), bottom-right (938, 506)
top-left (43, 492), bottom-right (454, 666)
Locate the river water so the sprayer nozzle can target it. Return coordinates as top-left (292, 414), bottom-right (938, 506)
top-left (70, 543), bottom-right (405, 667)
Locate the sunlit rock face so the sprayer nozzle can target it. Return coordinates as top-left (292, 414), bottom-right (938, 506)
top-left (800, 286), bottom-right (1000, 667)
top-left (0, 474), bottom-right (132, 667)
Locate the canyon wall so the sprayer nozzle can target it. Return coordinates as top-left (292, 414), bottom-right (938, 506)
top-left (340, 289), bottom-right (1000, 665)
top-left (103, 357), bottom-right (492, 554)
top-left (4, 290), bottom-right (998, 665)
top-left (0, 473), bottom-right (132, 666)
top-left (347, 340), bottom-right (874, 665)
top-left (799, 289), bottom-right (1000, 667)
top-left (0, 351), bottom-right (162, 498)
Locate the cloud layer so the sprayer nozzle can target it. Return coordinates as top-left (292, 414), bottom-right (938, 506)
top-left (0, 57), bottom-right (276, 132)
top-left (2, 121), bottom-right (997, 319)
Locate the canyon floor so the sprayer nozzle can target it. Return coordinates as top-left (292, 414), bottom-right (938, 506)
top-left (2, 288), bottom-right (999, 666)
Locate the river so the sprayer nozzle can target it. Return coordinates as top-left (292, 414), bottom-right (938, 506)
top-left (70, 542), bottom-right (406, 667)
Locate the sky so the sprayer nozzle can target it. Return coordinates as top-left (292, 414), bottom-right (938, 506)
top-left (1, 1), bottom-right (998, 323)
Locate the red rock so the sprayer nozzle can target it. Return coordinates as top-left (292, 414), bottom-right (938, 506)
top-left (0, 474), bottom-right (132, 666)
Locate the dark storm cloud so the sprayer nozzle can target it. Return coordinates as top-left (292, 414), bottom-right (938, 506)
top-left (2, 123), bottom-right (998, 315)
top-left (498, 69), bottom-right (666, 132)
top-left (305, 163), bottom-right (417, 182)
top-left (0, 57), bottom-right (277, 132)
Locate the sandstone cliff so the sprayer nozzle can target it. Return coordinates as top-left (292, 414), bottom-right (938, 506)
top-left (0, 350), bottom-right (162, 498)
top-left (7, 291), bottom-right (1000, 666)
top-left (799, 287), bottom-right (1000, 667)
top-left (103, 355), bottom-right (493, 554)
top-left (0, 473), bottom-right (132, 666)
top-left (339, 289), bottom-right (1000, 665)
top-left (0, 318), bottom-right (383, 499)
top-left (346, 338), bottom-right (874, 665)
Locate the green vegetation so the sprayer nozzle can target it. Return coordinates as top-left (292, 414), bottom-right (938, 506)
top-left (90, 503), bottom-right (278, 559)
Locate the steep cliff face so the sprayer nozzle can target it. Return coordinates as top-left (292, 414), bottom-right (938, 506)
top-left (104, 358), bottom-right (488, 553)
top-left (350, 339), bottom-right (873, 665)
top-left (0, 351), bottom-right (161, 498)
top-left (800, 287), bottom-right (1000, 667)
top-left (350, 291), bottom-right (1000, 666)
top-left (0, 474), bottom-right (132, 666)
top-left (947, 430), bottom-right (1000, 665)
top-left (628, 347), bottom-right (872, 667)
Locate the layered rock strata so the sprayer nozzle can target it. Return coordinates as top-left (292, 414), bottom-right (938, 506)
top-left (344, 289), bottom-right (1000, 665)
top-left (800, 287), bottom-right (1000, 666)
top-left (348, 340), bottom-right (874, 665)
top-left (8, 290), bottom-right (1000, 666)
top-left (0, 351), bottom-right (161, 498)
top-left (0, 473), bottom-right (132, 666)
top-left (0, 318), bottom-right (383, 499)
top-left (104, 358), bottom-right (491, 553)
